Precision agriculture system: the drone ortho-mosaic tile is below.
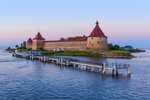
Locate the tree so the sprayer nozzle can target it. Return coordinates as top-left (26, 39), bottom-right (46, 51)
top-left (7, 47), bottom-right (11, 50)
top-left (21, 43), bottom-right (23, 47)
top-left (19, 41), bottom-right (27, 49)
top-left (15, 45), bottom-right (19, 49)
top-left (23, 41), bottom-right (26, 47)
top-left (113, 45), bottom-right (120, 50)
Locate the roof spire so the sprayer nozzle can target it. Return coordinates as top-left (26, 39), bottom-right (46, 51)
top-left (96, 21), bottom-right (99, 25)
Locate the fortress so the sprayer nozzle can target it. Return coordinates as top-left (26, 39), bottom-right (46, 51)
top-left (26, 21), bottom-right (108, 52)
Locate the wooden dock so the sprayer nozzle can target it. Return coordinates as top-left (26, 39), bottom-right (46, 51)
top-left (12, 53), bottom-right (131, 77)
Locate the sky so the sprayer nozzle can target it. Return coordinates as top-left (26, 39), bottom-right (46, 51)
top-left (0, 0), bottom-right (150, 48)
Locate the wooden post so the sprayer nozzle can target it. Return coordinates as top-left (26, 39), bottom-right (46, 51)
top-left (114, 62), bottom-right (118, 76)
top-left (66, 60), bottom-right (69, 66)
top-left (84, 66), bottom-right (87, 70)
top-left (102, 63), bottom-right (106, 74)
top-left (29, 54), bottom-right (31, 59)
top-left (60, 58), bottom-right (63, 66)
top-left (56, 59), bottom-right (59, 65)
top-left (113, 65), bottom-right (116, 76)
top-left (32, 55), bottom-right (34, 60)
top-left (112, 68), bottom-right (115, 76)
top-left (102, 63), bottom-right (105, 71)
top-left (43, 56), bottom-right (46, 63)
top-left (116, 67), bottom-right (118, 76)
top-left (73, 64), bottom-right (76, 67)
top-left (127, 67), bottom-right (131, 77)
top-left (81, 65), bottom-right (85, 70)
top-left (40, 57), bottom-right (42, 62)
top-left (92, 67), bottom-right (95, 72)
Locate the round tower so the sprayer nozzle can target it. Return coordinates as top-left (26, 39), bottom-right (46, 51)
top-left (32, 32), bottom-right (45, 51)
top-left (86, 21), bottom-right (108, 52)
top-left (26, 38), bottom-right (32, 49)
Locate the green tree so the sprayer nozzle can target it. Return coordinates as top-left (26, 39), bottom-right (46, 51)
top-left (114, 45), bottom-right (120, 50)
top-left (7, 47), bottom-right (11, 50)
top-left (15, 45), bottom-right (19, 49)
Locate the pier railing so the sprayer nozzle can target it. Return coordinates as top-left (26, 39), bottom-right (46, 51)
top-left (105, 63), bottom-right (130, 69)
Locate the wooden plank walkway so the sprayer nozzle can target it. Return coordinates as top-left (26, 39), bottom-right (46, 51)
top-left (12, 53), bottom-right (131, 77)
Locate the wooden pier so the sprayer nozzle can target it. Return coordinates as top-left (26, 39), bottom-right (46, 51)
top-left (12, 53), bottom-right (131, 77)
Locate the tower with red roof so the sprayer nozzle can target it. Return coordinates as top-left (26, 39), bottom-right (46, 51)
top-left (32, 32), bottom-right (45, 50)
top-left (26, 38), bottom-right (32, 49)
top-left (87, 21), bottom-right (108, 52)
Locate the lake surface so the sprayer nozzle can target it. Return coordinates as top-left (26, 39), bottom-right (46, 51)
top-left (0, 49), bottom-right (150, 100)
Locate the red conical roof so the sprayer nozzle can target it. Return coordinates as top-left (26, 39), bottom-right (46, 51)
top-left (89, 21), bottom-right (107, 38)
top-left (33, 32), bottom-right (45, 40)
top-left (27, 38), bottom-right (32, 43)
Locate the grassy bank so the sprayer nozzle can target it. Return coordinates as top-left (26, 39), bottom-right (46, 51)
top-left (5, 46), bottom-right (135, 58)
top-left (5, 48), bottom-right (30, 53)
top-left (41, 50), bottom-right (134, 58)
top-left (128, 49), bottom-right (145, 53)
top-left (102, 50), bottom-right (133, 58)
top-left (42, 50), bottom-right (102, 57)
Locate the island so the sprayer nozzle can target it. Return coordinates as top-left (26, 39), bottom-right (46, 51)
top-left (5, 43), bottom-right (145, 59)
top-left (5, 21), bottom-right (145, 58)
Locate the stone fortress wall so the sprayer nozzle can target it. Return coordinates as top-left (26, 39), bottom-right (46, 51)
top-left (44, 41), bottom-right (87, 51)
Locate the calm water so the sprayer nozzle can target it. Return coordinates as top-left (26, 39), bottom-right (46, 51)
top-left (0, 49), bottom-right (150, 100)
